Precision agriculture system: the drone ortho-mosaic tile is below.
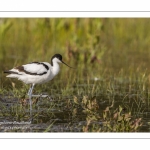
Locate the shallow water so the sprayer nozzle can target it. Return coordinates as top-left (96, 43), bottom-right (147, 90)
top-left (0, 78), bottom-right (149, 132)
top-left (0, 84), bottom-right (149, 132)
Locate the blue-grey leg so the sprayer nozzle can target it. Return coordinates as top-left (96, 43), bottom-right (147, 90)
top-left (27, 85), bottom-right (32, 96)
top-left (28, 83), bottom-right (35, 120)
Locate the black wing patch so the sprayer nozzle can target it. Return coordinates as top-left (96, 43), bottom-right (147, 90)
top-left (4, 62), bottom-right (49, 76)
top-left (15, 65), bottom-right (47, 75)
top-left (31, 62), bottom-right (49, 70)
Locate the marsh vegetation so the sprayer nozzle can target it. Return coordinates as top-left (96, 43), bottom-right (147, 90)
top-left (0, 18), bottom-right (150, 132)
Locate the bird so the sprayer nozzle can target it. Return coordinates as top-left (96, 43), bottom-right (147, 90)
top-left (4, 54), bottom-right (74, 118)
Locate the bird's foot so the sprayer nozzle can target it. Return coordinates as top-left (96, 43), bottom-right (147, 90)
top-left (32, 94), bottom-right (52, 100)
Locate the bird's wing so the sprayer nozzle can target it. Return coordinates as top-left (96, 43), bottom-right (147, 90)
top-left (16, 62), bottom-right (50, 75)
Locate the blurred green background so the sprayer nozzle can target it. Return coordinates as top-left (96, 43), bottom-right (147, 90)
top-left (1, 18), bottom-right (150, 87)
top-left (0, 18), bottom-right (149, 132)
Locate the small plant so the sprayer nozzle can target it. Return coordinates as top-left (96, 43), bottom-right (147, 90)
top-left (80, 95), bottom-right (142, 132)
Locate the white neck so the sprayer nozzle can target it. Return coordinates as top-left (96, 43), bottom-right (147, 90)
top-left (52, 61), bottom-right (60, 76)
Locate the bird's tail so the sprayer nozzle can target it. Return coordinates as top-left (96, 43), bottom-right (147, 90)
top-left (4, 70), bottom-right (19, 78)
top-left (4, 70), bottom-right (18, 74)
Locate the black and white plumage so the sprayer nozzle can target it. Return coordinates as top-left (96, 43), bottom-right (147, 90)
top-left (4, 62), bottom-right (51, 84)
top-left (4, 54), bottom-right (74, 117)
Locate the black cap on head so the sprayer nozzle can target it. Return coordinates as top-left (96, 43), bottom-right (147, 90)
top-left (53, 54), bottom-right (62, 61)
top-left (51, 54), bottom-right (62, 66)
top-left (51, 54), bottom-right (75, 69)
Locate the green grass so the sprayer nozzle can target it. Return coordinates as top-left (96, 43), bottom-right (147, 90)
top-left (0, 18), bottom-right (150, 132)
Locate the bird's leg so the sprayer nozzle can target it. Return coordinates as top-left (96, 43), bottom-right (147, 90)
top-left (27, 84), bottom-right (32, 96)
top-left (29, 83), bottom-right (35, 120)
